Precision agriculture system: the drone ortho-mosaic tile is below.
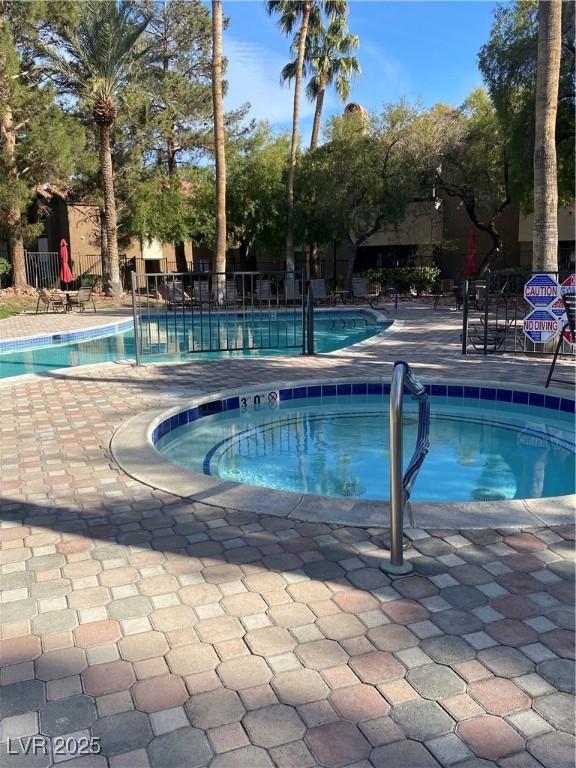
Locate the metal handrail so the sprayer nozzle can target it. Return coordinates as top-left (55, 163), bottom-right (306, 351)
top-left (384, 360), bottom-right (430, 574)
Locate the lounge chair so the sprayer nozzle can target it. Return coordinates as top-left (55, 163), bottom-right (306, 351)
top-left (284, 276), bottom-right (302, 303)
top-left (309, 279), bottom-right (334, 306)
top-left (157, 283), bottom-right (193, 311)
top-left (221, 279), bottom-right (240, 305)
top-left (192, 281), bottom-right (211, 306)
top-left (67, 286), bottom-right (97, 313)
top-left (352, 277), bottom-right (378, 305)
top-left (256, 279), bottom-right (272, 302)
top-left (36, 288), bottom-right (67, 313)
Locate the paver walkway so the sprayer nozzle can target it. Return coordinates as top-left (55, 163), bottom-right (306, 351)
top-left (0, 303), bottom-right (574, 768)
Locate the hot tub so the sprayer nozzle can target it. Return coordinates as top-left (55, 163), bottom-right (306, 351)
top-left (111, 379), bottom-right (575, 530)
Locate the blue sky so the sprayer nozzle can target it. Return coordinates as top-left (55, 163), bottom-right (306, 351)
top-left (222, 1), bottom-right (503, 143)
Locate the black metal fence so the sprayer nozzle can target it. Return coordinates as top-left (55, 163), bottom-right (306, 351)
top-left (461, 269), bottom-right (573, 356)
top-left (130, 270), bottom-right (308, 364)
top-left (25, 251), bottom-right (60, 288)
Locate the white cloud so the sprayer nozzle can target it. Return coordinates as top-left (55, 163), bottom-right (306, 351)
top-left (224, 35), bottom-right (333, 128)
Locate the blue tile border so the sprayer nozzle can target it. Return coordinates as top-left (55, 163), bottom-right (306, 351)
top-left (0, 319), bottom-right (133, 354)
top-left (151, 380), bottom-right (574, 448)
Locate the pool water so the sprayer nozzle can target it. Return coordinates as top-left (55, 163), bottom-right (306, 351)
top-left (0, 312), bottom-right (386, 379)
top-left (157, 396), bottom-right (576, 502)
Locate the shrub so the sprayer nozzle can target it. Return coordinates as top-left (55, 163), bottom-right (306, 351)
top-left (360, 266), bottom-right (440, 295)
top-left (0, 256), bottom-right (10, 287)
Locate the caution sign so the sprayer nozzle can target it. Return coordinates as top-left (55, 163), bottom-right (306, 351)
top-left (523, 309), bottom-right (559, 343)
top-left (524, 274), bottom-right (559, 307)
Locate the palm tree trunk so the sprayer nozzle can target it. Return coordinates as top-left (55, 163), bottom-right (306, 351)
top-left (532, 0), bottom-right (562, 273)
top-left (99, 122), bottom-right (122, 296)
top-left (307, 84), bottom-right (326, 279)
top-left (309, 84), bottom-right (326, 151)
top-left (1, 96), bottom-right (28, 289)
top-left (212, 0), bottom-right (226, 299)
top-left (286, 0), bottom-right (311, 273)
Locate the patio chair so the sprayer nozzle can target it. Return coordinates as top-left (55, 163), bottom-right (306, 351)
top-left (545, 292), bottom-right (576, 388)
top-left (35, 288), bottom-right (67, 314)
top-left (284, 276), bottom-right (302, 303)
top-left (67, 286), bottom-right (97, 313)
top-left (352, 277), bottom-right (378, 304)
top-left (309, 279), bottom-right (334, 306)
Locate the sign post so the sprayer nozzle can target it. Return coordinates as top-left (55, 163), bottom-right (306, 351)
top-left (560, 274), bottom-right (576, 344)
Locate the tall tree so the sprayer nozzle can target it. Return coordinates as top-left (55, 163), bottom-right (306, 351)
top-left (40, 1), bottom-right (150, 295)
top-left (135, 0), bottom-right (212, 271)
top-left (281, 9), bottom-right (359, 276)
top-left (281, 13), bottom-right (360, 150)
top-left (227, 123), bottom-right (290, 265)
top-left (211, 0), bottom-right (226, 288)
top-left (479, 0), bottom-right (574, 210)
top-left (0, 2), bottom-right (84, 289)
top-left (302, 103), bottom-right (436, 286)
top-left (268, 0), bottom-right (312, 272)
top-left (532, 0), bottom-right (562, 272)
top-left (431, 90), bottom-right (512, 272)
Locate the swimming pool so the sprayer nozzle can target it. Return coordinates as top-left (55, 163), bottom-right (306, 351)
top-left (111, 378), bottom-right (575, 528)
top-left (0, 310), bottom-right (388, 379)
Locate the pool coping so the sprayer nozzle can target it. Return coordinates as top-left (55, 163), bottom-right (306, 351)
top-left (110, 376), bottom-right (576, 530)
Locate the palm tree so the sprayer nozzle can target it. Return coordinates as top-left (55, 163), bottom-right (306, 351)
top-left (282, 14), bottom-right (360, 150)
top-left (532, 0), bottom-right (562, 273)
top-left (212, 0), bottom-right (227, 292)
top-left (42, 2), bottom-right (149, 296)
top-left (267, 0), bottom-right (347, 272)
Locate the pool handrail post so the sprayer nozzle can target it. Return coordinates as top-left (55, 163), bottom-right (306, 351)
top-left (131, 271), bottom-right (142, 366)
top-left (306, 282), bottom-right (315, 355)
top-left (381, 360), bottom-right (429, 576)
top-left (461, 279), bottom-right (469, 356)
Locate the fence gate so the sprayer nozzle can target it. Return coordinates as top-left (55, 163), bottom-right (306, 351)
top-left (130, 270), bottom-right (308, 364)
top-left (25, 251), bottom-right (60, 289)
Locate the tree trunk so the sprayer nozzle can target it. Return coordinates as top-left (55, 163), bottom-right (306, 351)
top-left (309, 84), bottom-right (326, 151)
top-left (212, 0), bottom-right (226, 300)
top-left (286, 1), bottom-right (311, 273)
top-left (306, 83), bottom-right (326, 279)
top-left (1, 97), bottom-right (28, 289)
top-left (99, 206), bottom-right (110, 288)
top-left (532, 0), bottom-right (562, 273)
top-left (174, 242), bottom-right (188, 272)
top-left (99, 123), bottom-right (122, 296)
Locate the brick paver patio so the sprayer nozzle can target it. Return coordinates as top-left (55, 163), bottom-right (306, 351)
top-left (0, 303), bottom-right (574, 767)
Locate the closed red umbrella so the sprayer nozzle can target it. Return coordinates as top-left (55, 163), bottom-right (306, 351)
top-left (464, 228), bottom-right (477, 278)
top-left (59, 239), bottom-right (73, 286)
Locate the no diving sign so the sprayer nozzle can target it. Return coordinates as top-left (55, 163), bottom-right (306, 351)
top-left (523, 309), bottom-right (559, 343)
